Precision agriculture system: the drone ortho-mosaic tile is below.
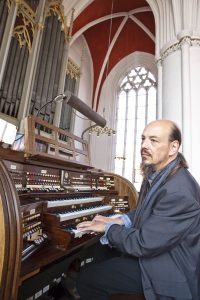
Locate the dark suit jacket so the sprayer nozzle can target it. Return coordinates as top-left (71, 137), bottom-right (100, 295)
top-left (107, 167), bottom-right (200, 300)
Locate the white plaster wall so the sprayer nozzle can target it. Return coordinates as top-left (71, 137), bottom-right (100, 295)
top-left (89, 85), bottom-right (117, 171)
top-left (69, 36), bottom-right (93, 137)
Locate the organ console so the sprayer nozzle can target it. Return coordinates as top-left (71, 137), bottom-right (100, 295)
top-left (0, 116), bottom-right (138, 300)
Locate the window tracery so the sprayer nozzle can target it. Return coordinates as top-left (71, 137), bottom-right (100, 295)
top-left (115, 66), bottom-right (157, 190)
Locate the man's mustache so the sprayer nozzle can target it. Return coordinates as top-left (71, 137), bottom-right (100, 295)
top-left (141, 150), bottom-right (151, 156)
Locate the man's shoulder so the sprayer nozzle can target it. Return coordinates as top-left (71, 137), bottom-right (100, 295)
top-left (166, 167), bottom-right (200, 192)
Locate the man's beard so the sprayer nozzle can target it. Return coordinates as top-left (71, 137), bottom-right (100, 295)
top-left (140, 161), bottom-right (155, 178)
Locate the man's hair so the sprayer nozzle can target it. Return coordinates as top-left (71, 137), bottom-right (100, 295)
top-left (169, 123), bottom-right (182, 146)
top-left (140, 152), bottom-right (188, 180)
top-left (168, 123), bottom-right (188, 168)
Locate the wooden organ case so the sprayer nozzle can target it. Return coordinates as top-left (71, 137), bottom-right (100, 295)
top-left (0, 116), bottom-right (138, 300)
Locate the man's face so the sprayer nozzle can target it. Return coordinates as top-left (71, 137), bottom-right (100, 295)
top-left (141, 121), bottom-right (178, 171)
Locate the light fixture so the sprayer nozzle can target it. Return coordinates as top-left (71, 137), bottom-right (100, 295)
top-left (81, 105), bottom-right (116, 139)
top-left (88, 125), bottom-right (116, 137)
top-left (81, 123), bottom-right (116, 139)
top-left (0, 118), bottom-right (17, 145)
top-left (36, 90), bottom-right (106, 128)
top-left (81, 0), bottom-right (115, 140)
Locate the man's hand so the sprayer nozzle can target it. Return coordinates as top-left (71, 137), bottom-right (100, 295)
top-left (76, 214), bottom-right (124, 233)
top-left (76, 220), bottom-right (106, 233)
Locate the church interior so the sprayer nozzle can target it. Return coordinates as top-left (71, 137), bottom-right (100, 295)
top-left (1, 0), bottom-right (200, 299)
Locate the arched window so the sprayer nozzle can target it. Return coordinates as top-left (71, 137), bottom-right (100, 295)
top-left (114, 66), bottom-right (157, 190)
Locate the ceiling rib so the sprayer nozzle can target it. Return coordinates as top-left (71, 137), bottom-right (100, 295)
top-left (93, 16), bottom-right (128, 110)
top-left (129, 15), bottom-right (155, 41)
top-left (71, 6), bottom-right (153, 44)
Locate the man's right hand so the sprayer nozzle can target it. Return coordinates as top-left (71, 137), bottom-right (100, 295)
top-left (92, 214), bottom-right (124, 225)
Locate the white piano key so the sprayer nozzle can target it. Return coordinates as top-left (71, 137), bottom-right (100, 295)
top-left (70, 228), bottom-right (91, 238)
top-left (64, 186), bottom-right (93, 191)
top-left (58, 205), bottom-right (113, 221)
top-left (47, 196), bottom-right (104, 208)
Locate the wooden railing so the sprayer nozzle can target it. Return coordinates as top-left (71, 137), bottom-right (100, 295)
top-left (23, 116), bottom-right (90, 167)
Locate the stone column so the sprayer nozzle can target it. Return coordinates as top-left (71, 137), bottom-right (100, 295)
top-left (159, 34), bottom-right (200, 182)
top-left (188, 38), bottom-right (200, 180)
top-left (156, 59), bottom-right (163, 119)
top-left (179, 34), bottom-right (192, 167)
top-left (161, 42), bottom-right (182, 126)
top-left (146, 0), bottom-right (200, 182)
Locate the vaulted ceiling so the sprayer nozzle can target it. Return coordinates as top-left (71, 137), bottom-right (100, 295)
top-left (64, 0), bottom-right (155, 110)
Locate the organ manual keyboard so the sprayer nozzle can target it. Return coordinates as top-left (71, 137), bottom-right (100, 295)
top-left (0, 116), bottom-right (138, 300)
